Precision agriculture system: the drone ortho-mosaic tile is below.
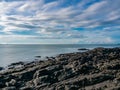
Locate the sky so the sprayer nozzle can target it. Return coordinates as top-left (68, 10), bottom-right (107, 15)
top-left (0, 0), bottom-right (120, 44)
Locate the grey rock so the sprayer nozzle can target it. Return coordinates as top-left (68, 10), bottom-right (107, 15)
top-left (0, 47), bottom-right (120, 90)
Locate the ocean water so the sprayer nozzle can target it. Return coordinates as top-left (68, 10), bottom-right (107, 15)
top-left (0, 44), bottom-right (120, 67)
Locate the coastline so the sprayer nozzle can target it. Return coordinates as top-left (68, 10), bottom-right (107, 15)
top-left (0, 47), bottom-right (120, 90)
top-left (0, 44), bottom-right (119, 67)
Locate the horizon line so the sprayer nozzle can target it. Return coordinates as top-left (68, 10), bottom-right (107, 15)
top-left (0, 43), bottom-right (119, 45)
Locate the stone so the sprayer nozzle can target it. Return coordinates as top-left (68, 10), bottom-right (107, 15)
top-left (0, 47), bottom-right (120, 89)
top-left (2, 86), bottom-right (16, 90)
top-left (0, 67), bottom-right (4, 71)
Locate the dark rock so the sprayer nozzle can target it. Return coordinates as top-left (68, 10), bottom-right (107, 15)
top-left (5, 79), bottom-right (16, 87)
top-left (8, 61), bottom-right (24, 69)
top-left (78, 48), bottom-right (89, 51)
top-left (9, 61), bottom-right (24, 66)
top-left (0, 67), bottom-right (4, 71)
top-left (35, 56), bottom-right (41, 58)
top-left (2, 86), bottom-right (16, 90)
top-left (107, 63), bottom-right (120, 70)
top-left (0, 81), bottom-right (6, 88)
top-left (0, 47), bottom-right (120, 89)
top-left (33, 75), bottom-right (50, 85)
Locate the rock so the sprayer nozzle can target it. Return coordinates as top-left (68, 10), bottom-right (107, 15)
top-left (0, 67), bottom-right (4, 71)
top-left (20, 87), bottom-right (33, 90)
top-left (107, 63), bottom-right (120, 70)
top-left (8, 61), bottom-right (24, 66)
top-left (0, 47), bottom-right (120, 89)
top-left (0, 82), bottom-right (6, 88)
top-left (78, 48), bottom-right (89, 51)
top-left (5, 79), bottom-right (16, 87)
top-left (2, 86), bottom-right (16, 90)
top-left (33, 75), bottom-right (50, 86)
top-left (35, 56), bottom-right (41, 58)
top-left (7, 61), bottom-right (24, 69)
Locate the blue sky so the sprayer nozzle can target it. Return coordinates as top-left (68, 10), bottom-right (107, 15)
top-left (0, 0), bottom-right (120, 44)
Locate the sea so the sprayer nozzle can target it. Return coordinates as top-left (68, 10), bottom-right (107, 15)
top-left (0, 44), bottom-right (120, 67)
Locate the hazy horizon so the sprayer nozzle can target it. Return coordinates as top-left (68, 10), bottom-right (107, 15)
top-left (0, 43), bottom-right (119, 45)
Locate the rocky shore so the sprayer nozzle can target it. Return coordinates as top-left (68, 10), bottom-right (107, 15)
top-left (0, 47), bottom-right (120, 90)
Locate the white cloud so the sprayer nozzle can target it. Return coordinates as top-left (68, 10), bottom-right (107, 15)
top-left (0, 0), bottom-right (120, 44)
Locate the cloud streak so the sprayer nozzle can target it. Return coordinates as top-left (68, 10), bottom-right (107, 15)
top-left (0, 0), bottom-right (120, 44)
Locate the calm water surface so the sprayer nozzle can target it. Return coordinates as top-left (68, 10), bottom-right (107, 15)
top-left (0, 44), bottom-right (120, 67)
